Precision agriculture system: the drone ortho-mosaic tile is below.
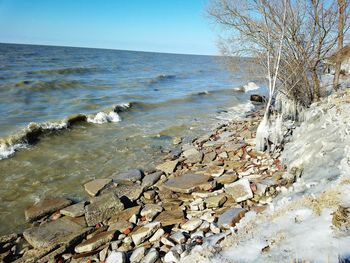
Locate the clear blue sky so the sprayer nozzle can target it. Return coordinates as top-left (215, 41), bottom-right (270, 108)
top-left (0, 0), bottom-right (218, 55)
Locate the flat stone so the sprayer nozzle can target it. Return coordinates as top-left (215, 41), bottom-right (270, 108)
top-left (141, 248), bottom-right (159, 263)
top-left (163, 173), bottom-right (212, 194)
top-left (161, 237), bottom-right (175, 247)
top-left (202, 151), bottom-right (217, 163)
top-left (205, 166), bottom-right (225, 177)
top-left (156, 160), bottom-right (178, 174)
top-left (205, 195), bottom-right (227, 208)
top-left (224, 160), bottom-right (245, 171)
top-left (25, 198), bottom-right (72, 222)
top-left (106, 251), bottom-right (126, 263)
top-left (85, 191), bottom-right (124, 226)
top-left (181, 218), bottom-right (202, 232)
top-left (84, 178), bottom-right (112, 196)
top-left (144, 190), bottom-right (156, 200)
top-left (131, 222), bottom-right (161, 246)
top-left (217, 208), bottom-right (247, 229)
top-left (108, 220), bottom-right (133, 233)
top-left (225, 178), bottom-right (253, 202)
top-left (170, 231), bottom-right (186, 244)
top-left (141, 204), bottom-right (163, 221)
top-left (130, 246), bottom-right (146, 263)
top-left (149, 228), bottom-right (165, 242)
top-left (23, 217), bottom-right (89, 248)
top-left (111, 169), bottom-right (143, 185)
top-left (154, 209), bottom-right (184, 227)
top-left (113, 184), bottom-right (144, 201)
top-left (216, 173), bottom-right (238, 184)
top-left (142, 171), bottom-right (163, 188)
top-left (183, 148), bottom-right (203, 163)
top-left (108, 206), bottom-right (141, 224)
top-left (75, 230), bottom-right (115, 253)
top-left (60, 202), bottom-right (86, 218)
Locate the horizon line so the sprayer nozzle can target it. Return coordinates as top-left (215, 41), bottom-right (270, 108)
top-left (0, 41), bottom-right (222, 57)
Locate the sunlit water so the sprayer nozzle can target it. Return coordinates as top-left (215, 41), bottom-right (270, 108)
top-left (0, 43), bottom-right (262, 234)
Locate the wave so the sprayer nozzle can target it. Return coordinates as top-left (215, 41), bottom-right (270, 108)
top-left (148, 74), bottom-right (176, 85)
top-left (1, 79), bottom-right (84, 92)
top-left (26, 67), bottom-right (96, 76)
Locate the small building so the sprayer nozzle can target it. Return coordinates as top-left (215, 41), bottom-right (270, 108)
top-left (324, 45), bottom-right (350, 75)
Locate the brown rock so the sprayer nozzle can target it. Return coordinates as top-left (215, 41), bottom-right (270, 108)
top-left (25, 198), bottom-right (72, 222)
top-left (217, 208), bottom-right (247, 229)
top-left (84, 178), bottom-right (112, 196)
top-left (154, 209), bottom-right (184, 226)
top-left (74, 230), bottom-right (115, 253)
top-left (163, 173), bottom-right (212, 194)
top-left (156, 160), bottom-right (178, 174)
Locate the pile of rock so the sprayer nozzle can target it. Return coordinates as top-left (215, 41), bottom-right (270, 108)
top-left (0, 109), bottom-right (298, 263)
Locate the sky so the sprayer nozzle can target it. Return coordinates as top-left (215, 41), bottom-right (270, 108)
top-left (0, 0), bottom-right (218, 55)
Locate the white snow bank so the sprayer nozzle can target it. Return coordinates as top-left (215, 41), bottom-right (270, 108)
top-left (183, 90), bottom-right (350, 262)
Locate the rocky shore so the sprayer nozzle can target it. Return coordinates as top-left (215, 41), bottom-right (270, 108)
top-left (0, 98), bottom-right (297, 263)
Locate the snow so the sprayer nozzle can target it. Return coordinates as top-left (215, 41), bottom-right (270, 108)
top-left (183, 90), bottom-right (350, 262)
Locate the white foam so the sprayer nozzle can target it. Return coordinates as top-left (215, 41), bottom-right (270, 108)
top-left (0, 143), bottom-right (27, 160)
top-left (244, 82), bottom-right (261, 92)
top-left (216, 101), bottom-right (255, 122)
top-left (87, 111), bottom-right (121, 124)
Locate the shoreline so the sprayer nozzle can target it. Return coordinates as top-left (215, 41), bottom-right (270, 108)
top-left (0, 98), bottom-right (295, 263)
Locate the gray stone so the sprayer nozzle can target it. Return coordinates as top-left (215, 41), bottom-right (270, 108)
top-left (142, 171), bottom-right (163, 188)
top-left (60, 202), bottom-right (86, 218)
top-left (225, 178), bottom-right (253, 202)
top-left (23, 217), bottom-right (90, 248)
top-left (85, 192), bottom-right (124, 226)
top-left (161, 237), bottom-right (175, 247)
top-left (108, 220), bottom-right (133, 233)
top-left (217, 208), bottom-right (247, 229)
top-left (113, 184), bottom-right (144, 202)
top-left (183, 148), bottom-right (203, 163)
top-left (84, 178), bottom-right (112, 196)
top-left (156, 160), bottom-right (178, 174)
top-left (170, 231), bottom-right (186, 244)
top-left (106, 251), bottom-right (126, 263)
top-left (141, 248), bottom-right (159, 263)
top-left (75, 230), bottom-right (115, 253)
top-left (111, 169), bottom-right (143, 185)
top-left (163, 173), bottom-right (212, 194)
top-left (149, 228), bottom-right (165, 242)
top-left (181, 218), bottom-right (202, 232)
top-left (130, 246), bottom-right (146, 263)
top-left (131, 222), bottom-right (160, 246)
top-left (25, 198), bottom-right (72, 222)
top-left (164, 250), bottom-right (180, 263)
top-left (141, 204), bottom-right (163, 221)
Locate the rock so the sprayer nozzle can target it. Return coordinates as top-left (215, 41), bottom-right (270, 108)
top-left (202, 151), bottom-right (217, 163)
top-left (141, 204), bottom-right (163, 221)
top-left (60, 202), bottom-right (86, 218)
top-left (181, 218), bottom-right (202, 232)
top-left (154, 209), bottom-right (184, 227)
top-left (142, 171), bottom-right (163, 188)
top-left (216, 173), bottom-right (238, 185)
top-left (131, 222), bottom-right (161, 246)
top-left (183, 148), bottom-right (203, 163)
top-left (141, 248), bottom-right (159, 263)
top-left (23, 217), bottom-right (89, 248)
top-left (250, 94), bottom-right (264, 103)
top-left (161, 237), bottom-right (175, 247)
top-left (113, 184), bottom-right (144, 202)
top-left (170, 231), bottom-right (186, 244)
top-left (156, 160), bottom-right (178, 174)
top-left (164, 250), bottom-right (180, 263)
top-left (217, 208), bottom-right (247, 229)
top-left (75, 230), bottom-right (115, 253)
top-left (85, 191), bottom-right (124, 226)
top-left (149, 228), bottom-right (165, 242)
top-left (100, 246), bottom-right (109, 261)
top-left (109, 206), bottom-right (141, 224)
top-left (25, 197), bottom-right (72, 222)
top-left (218, 152), bottom-right (228, 159)
top-left (224, 160), bottom-right (245, 171)
top-left (189, 199), bottom-right (205, 211)
top-left (225, 178), bottom-right (253, 202)
top-left (108, 220), bottom-right (133, 233)
top-left (172, 137), bottom-right (182, 145)
top-left (205, 166), bottom-right (225, 177)
top-left (111, 169), bottom-right (143, 185)
top-left (144, 190), bottom-right (156, 200)
top-left (205, 195), bottom-right (227, 208)
top-left (130, 246), bottom-right (146, 263)
top-left (84, 178), bottom-right (112, 196)
top-left (106, 251), bottom-right (126, 263)
top-left (163, 173), bottom-right (212, 194)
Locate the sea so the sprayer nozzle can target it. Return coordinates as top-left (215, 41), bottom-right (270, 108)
top-left (0, 43), bottom-right (263, 234)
